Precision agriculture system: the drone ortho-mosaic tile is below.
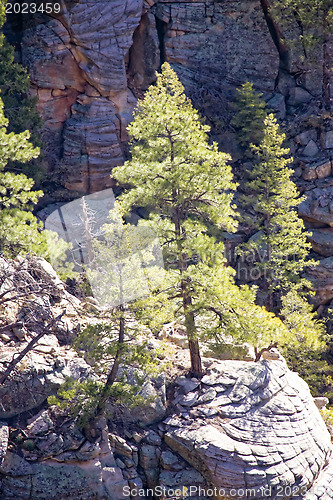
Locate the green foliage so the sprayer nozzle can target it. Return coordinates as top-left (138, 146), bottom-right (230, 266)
top-left (48, 378), bottom-right (105, 426)
top-left (50, 206), bottom-right (168, 422)
top-left (0, 5), bottom-right (43, 182)
top-left (232, 85), bottom-right (325, 361)
top-left (320, 406), bottom-right (333, 427)
top-left (74, 321), bottom-right (163, 377)
top-left (238, 113), bottom-right (314, 305)
top-left (269, 0), bottom-right (333, 51)
top-left (282, 345), bottom-right (333, 401)
top-left (279, 290), bottom-right (332, 398)
top-left (0, 100), bottom-right (39, 168)
top-left (49, 320), bottom-right (166, 425)
top-left (0, 98), bottom-right (50, 257)
top-left (113, 62), bottom-right (238, 375)
top-left (0, 1), bottom-right (5, 35)
top-left (87, 206), bottom-right (163, 308)
top-left (231, 82), bottom-right (268, 150)
top-left (113, 63), bottom-right (237, 230)
top-left (190, 264), bottom-right (294, 357)
top-left (0, 5), bottom-right (54, 257)
top-left (43, 230), bottom-right (76, 281)
top-left (281, 290), bottom-right (326, 350)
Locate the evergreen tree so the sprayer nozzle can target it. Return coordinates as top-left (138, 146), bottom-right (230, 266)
top-left (279, 289), bottom-right (331, 399)
top-left (49, 207), bottom-right (165, 423)
top-left (231, 82), bottom-right (268, 150)
top-left (113, 62), bottom-right (238, 376)
top-left (112, 64), bottom-right (323, 371)
top-left (238, 113), bottom-right (313, 310)
top-left (0, 98), bottom-right (46, 256)
top-left (0, 1), bottom-right (43, 182)
top-left (0, 3), bottom-right (53, 256)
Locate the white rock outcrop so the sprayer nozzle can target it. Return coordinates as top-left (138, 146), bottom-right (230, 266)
top-left (165, 359), bottom-right (332, 499)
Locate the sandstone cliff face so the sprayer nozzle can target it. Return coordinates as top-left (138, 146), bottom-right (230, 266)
top-left (21, 1), bottom-right (144, 193)
top-left (13, 0), bottom-right (331, 193)
top-left (7, 0), bottom-right (296, 193)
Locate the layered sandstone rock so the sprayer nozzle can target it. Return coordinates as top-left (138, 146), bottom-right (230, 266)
top-left (0, 418), bottom-right (128, 500)
top-left (16, 0), bottom-right (281, 193)
top-left (165, 359), bottom-right (333, 500)
top-left (20, 1), bottom-right (144, 193)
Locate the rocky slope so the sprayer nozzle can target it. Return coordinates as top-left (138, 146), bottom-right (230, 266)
top-left (0, 257), bottom-right (331, 498)
top-left (1, 342), bottom-right (333, 498)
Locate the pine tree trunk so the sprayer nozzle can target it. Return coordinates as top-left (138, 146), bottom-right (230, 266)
top-left (264, 179), bottom-right (273, 311)
top-left (94, 306), bottom-right (125, 417)
top-left (182, 278), bottom-right (203, 377)
top-left (172, 200), bottom-right (203, 378)
top-left (188, 338), bottom-right (202, 377)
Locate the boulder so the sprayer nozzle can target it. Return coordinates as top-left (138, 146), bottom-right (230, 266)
top-left (266, 93), bottom-right (286, 120)
top-left (0, 423), bottom-right (8, 468)
top-left (302, 164), bottom-right (318, 180)
top-left (288, 87), bottom-right (313, 106)
top-left (110, 370), bottom-right (167, 426)
top-left (305, 257), bottom-right (333, 305)
top-left (322, 130), bottom-right (333, 150)
top-left (302, 139), bottom-right (319, 157)
top-left (165, 359), bottom-right (332, 499)
top-left (308, 228), bottom-right (333, 256)
top-left (0, 419), bottom-right (128, 500)
top-left (298, 187), bottom-right (333, 226)
top-left (0, 344), bottom-right (92, 418)
top-left (294, 129), bottom-right (317, 146)
top-left (130, 373), bottom-right (167, 425)
top-left (316, 159), bottom-right (332, 179)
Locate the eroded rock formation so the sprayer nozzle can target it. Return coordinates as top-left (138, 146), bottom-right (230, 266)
top-left (1, 355), bottom-right (332, 499)
top-left (165, 359), bottom-right (333, 499)
top-left (5, 0), bottom-right (311, 193)
top-left (0, 256), bottom-right (332, 499)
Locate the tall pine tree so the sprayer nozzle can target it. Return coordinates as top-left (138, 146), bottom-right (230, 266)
top-left (231, 82), bottom-right (268, 151)
top-left (239, 113), bottom-right (313, 310)
top-left (113, 63), bottom-right (238, 376)
top-left (0, 2), bottom-right (47, 256)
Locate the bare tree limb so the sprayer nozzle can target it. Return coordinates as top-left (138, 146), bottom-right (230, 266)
top-left (0, 311), bottom-right (66, 386)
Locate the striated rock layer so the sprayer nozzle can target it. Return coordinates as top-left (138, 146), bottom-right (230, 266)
top-left (21, 1), bottom-right (144, 193)
top-left (15, 0), bottom-right (281, 193)
top-left (13, 0), bottom-right (332, 194)
top-left (165, 359), bottom-right (333, 499)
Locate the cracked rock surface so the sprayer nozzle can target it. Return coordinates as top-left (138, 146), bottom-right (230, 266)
top-left (165, 359), bottom-right (333, 499)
